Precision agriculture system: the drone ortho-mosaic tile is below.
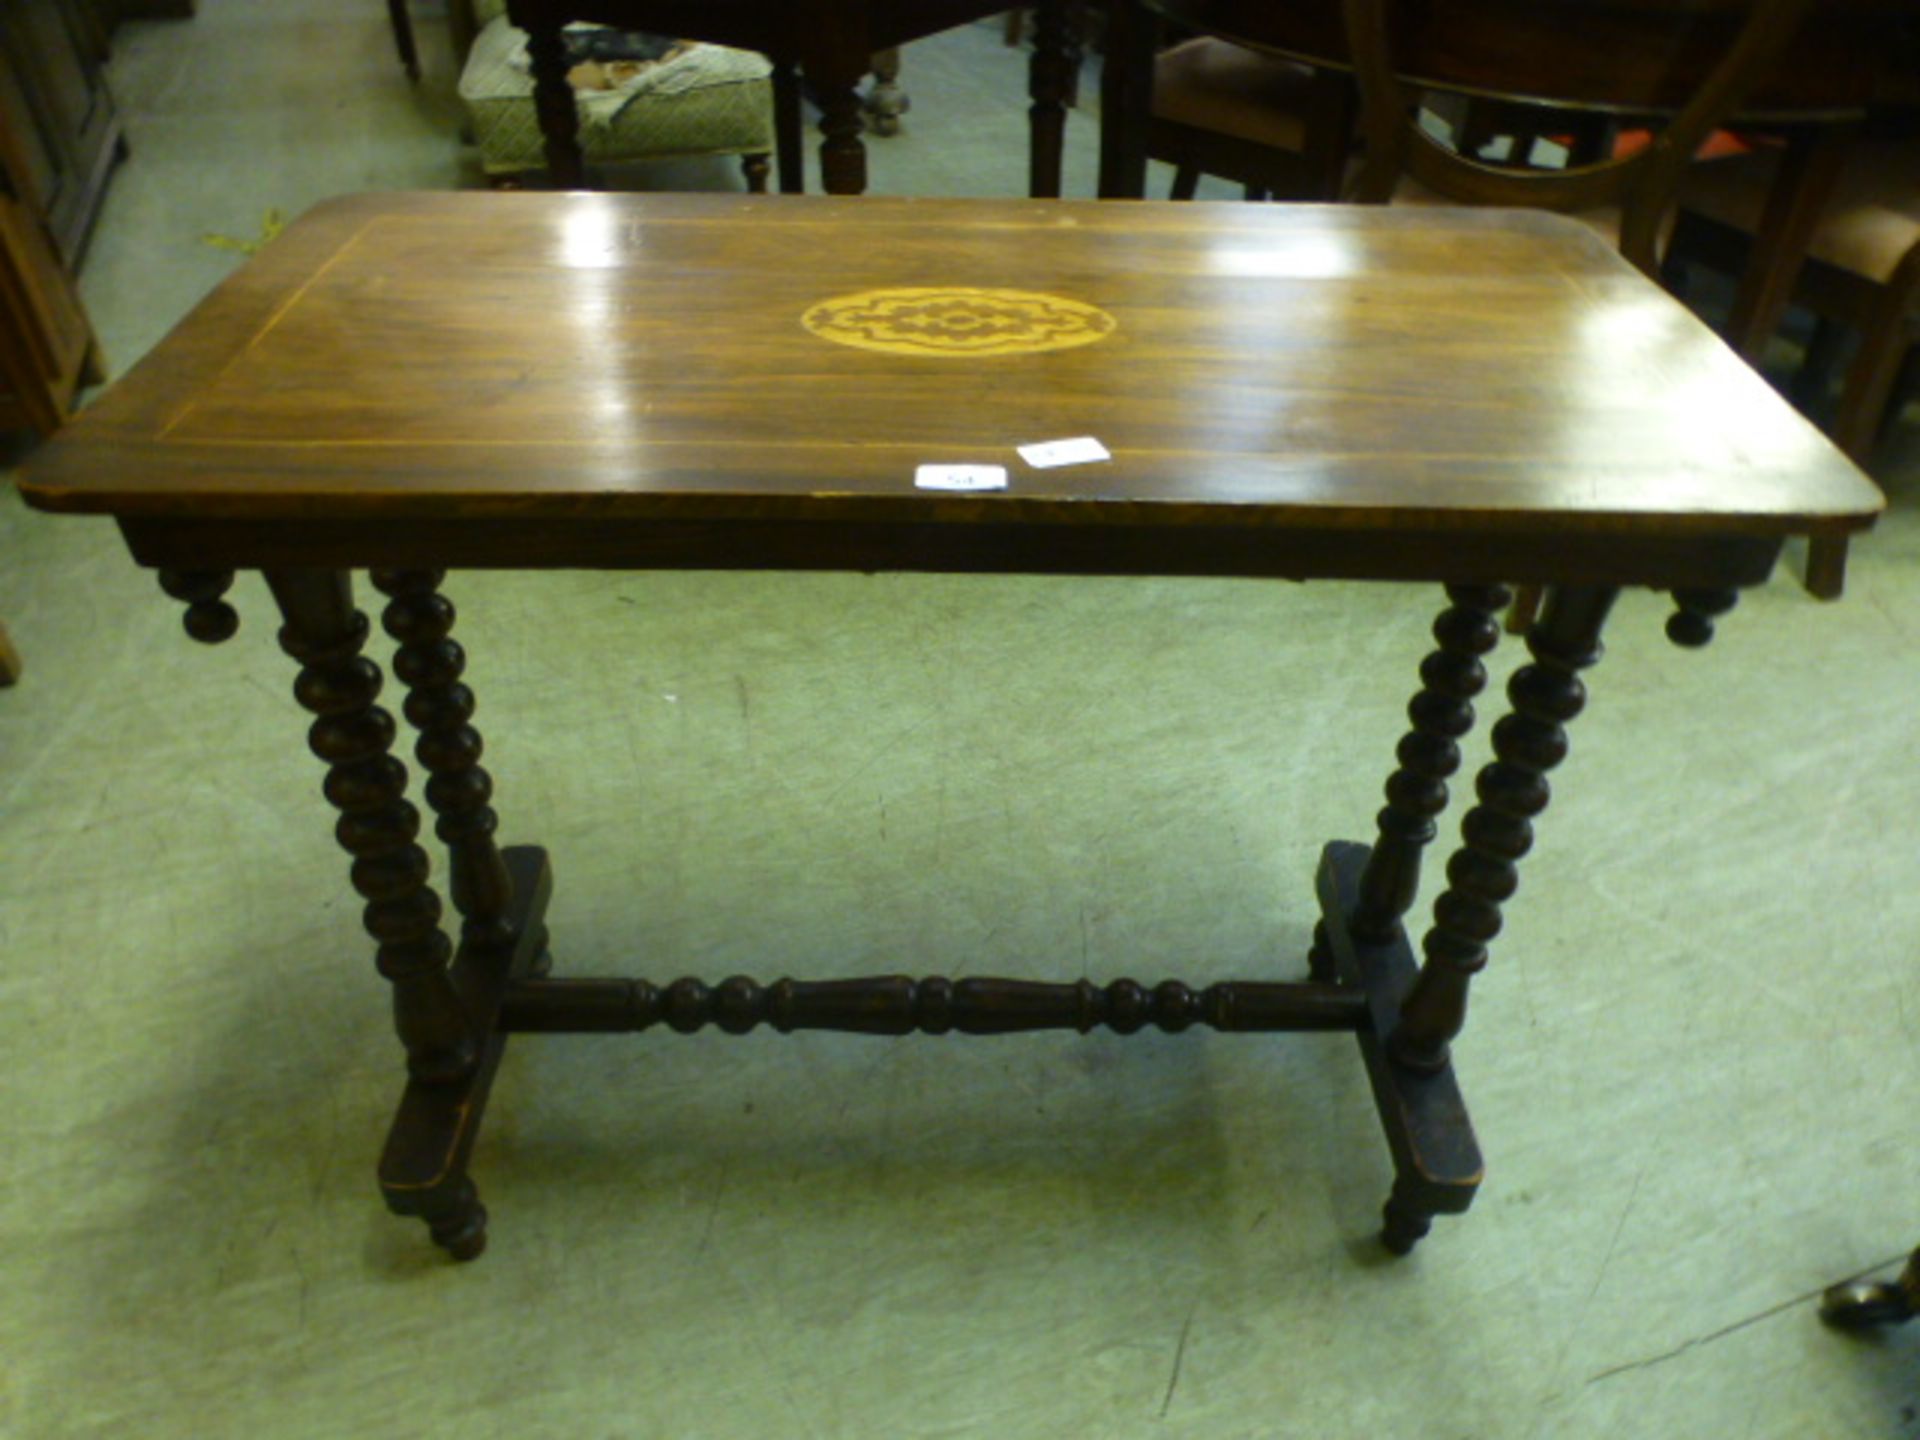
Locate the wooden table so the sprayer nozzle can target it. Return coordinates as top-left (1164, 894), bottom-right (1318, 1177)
top-left (19, 192), bottom-right (1881, 1261)
top-left (506, 0), bottom-right (1085, 195)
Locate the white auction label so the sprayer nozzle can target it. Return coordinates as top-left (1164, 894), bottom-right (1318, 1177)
top-left (914, 464), bottom-right (1009, 492)
top-left (1017, 436), bottom-right (1111, 469)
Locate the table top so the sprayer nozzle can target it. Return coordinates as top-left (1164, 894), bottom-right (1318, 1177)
top-left (22, 192), bottom-right (1880, 582)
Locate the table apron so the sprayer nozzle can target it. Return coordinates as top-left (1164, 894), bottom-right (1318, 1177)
top-left (116, 516), bottom-right (1785, 589)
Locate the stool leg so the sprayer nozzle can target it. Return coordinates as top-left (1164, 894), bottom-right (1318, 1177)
top-left (1389, 585), bottom-right (1619, 1075)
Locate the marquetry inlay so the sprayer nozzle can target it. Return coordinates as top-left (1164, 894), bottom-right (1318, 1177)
top-left (800, 286), bottom-right (1117, 357)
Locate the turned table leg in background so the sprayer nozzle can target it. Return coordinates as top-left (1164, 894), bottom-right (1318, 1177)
top-left (810, 49), bottom-right (873, 195)
top-left (520, 12), bottom-right (586, 188)
top-left (1027, 0), bottom-right (1082, 197)
top-left (772, 60), bottom-right (806, 192)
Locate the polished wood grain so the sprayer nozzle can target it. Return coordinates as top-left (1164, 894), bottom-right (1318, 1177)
top-left (20, 191), bottom-right (1882, 587)
top-left (23, 188), bottom-right (1886, 1262)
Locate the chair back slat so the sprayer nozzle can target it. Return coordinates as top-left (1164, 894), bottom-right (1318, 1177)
top-left (1340, 0), bottom-right (1822, 272)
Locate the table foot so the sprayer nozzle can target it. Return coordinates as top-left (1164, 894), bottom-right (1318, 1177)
top-left (1381, 1177), bottom-right (1435, 1255)
top-left (379, 845), bottom-right (552, 1260)
top-left (1317, 841), bottom-right (1483, 1255)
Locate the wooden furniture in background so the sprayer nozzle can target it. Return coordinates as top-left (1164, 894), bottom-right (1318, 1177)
top-left (0, 621), bottom-right (21, 686)
top-left (0, 0), bottom-right (115, 436)
top-left (457, 0), bottom-right (776, 189)
top-left (507, 0), bottom-right (1083, 195)
top-left (1149, 37), bottom-right (1353, 202)
top-left (105, 0), bottom-right (195, 20)
top-left (1673, 138), bottom-right (1920, 596)
top-left (19, 191), bottom-right (1880, 1261)
top-left (1099, 0), bottom-right (1917, 605)
top-left (387, 0), bottom-right (422, 81)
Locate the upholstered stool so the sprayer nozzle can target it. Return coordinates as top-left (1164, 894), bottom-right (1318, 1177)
top-left (457, 0), bottom-right (775, 189)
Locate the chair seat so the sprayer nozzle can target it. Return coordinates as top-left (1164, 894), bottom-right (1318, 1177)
top-left (458, 16), bottom-right (774, 175)
top-left (1152, 38), bottom-right (1318, 152)
top-left (1680, 139), bottom-right (1920, 285)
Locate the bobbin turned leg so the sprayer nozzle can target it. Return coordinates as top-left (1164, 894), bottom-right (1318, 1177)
top-left (266, 570), bottom-right (475, 1085)
top-left (365, 570), bottom-right (556, 1259)
top-left (370, 570), bottom-right (516, 950)
top-left (268, 570), bottom-right (554, 1261)
top-left (1351, 584), bottom-right (1510, 946)
top-left (1310, 585), bottom-right (1514, 1252)
top-left (1367, 584), bottom-right (1617, 1246)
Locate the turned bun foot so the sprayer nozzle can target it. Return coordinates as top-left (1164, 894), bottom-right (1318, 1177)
top-left (1381, 1187), bottom-right (1433, 1256)
top-left (424, 1179), bottom-right (489, 1262)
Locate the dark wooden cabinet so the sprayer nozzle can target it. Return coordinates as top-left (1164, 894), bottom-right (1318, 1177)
top-left (0, 0), bottom-right (118, 434)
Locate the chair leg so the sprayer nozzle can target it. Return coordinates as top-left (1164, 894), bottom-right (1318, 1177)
top-left (1878, 344), bottom-right (1920, 447)
top-left (1791, 316), bottom-right (1848, 414)
top-left (1833, 254), bottom-right (1920, 462)
top-left (0, 621), bottom-right (20, 686)
top-left (1505, 584), bottom-right (1544, 635)
top-left (1169, 164), bottom-right (1200, 201)
top-left (741, 152), bottom-right (772, 193)
top-left (1805, 536), bottom-right (1850, 601)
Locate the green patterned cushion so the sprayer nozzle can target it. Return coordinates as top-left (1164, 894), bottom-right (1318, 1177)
top-left (458, 17), bottom-right (774, 174)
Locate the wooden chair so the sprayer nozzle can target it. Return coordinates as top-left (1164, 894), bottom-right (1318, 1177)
top-left (1103, 0), bottom-right (1841, 616)
top-left (1670, 136), bottom-right (1920, 595)
top-left (1150, 38), bottom-right (1353, 202)
top-left (1335, 0), bottom-right (1819, 277)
